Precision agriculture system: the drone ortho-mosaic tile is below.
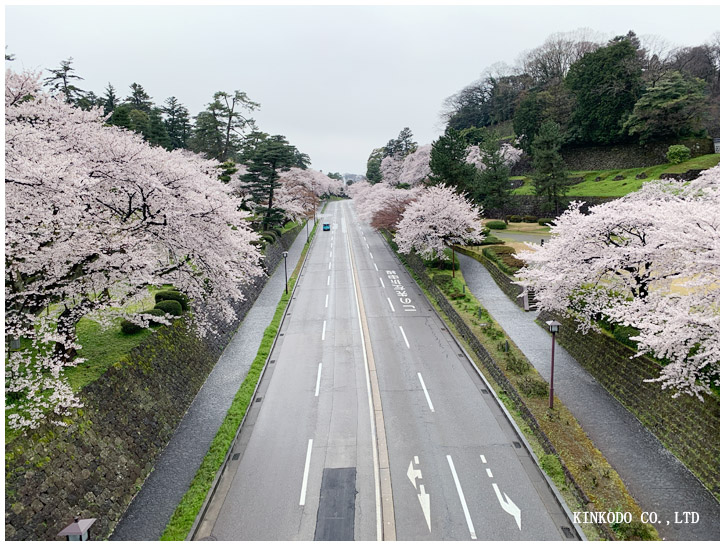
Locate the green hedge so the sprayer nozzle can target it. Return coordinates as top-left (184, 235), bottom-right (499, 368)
top-left (155, 290), bottom-right (189, 311)
top-left (155, 299), bottom-right (183, 316)
top-left (485, 220), bottom-right (507, 230)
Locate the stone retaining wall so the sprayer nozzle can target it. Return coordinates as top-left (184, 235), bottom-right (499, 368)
top-left (450, 244), bottom-right (719, 498)
top-left (537, 311), bottom-right (720, 498)
top-left (5, 225), bottom-right (303, 541)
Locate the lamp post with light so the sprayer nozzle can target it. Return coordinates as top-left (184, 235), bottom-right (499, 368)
top-left (545, 320), bottom-right (561, 409)
top-left (282, 251), bottom-right (289, 294)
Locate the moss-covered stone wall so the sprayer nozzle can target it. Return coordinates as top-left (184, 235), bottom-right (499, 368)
top-left (4, 225), bottom-right (303, 541)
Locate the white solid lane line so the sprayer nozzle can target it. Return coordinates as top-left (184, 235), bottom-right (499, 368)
top-left (315, 363), bottom-right (322, 397)
top-left (446, 455), bottom-right (477, 540)
top-left (299, 439), bottom-right (314, 505)
top-left (399, 326), bottom-right (410, 349)
top-left (387, 297), bottom-right (395, 312)
top-left (418, 373), bottom-right (435, 412)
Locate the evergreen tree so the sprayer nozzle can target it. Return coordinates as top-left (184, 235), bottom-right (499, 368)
top-left (470, 134), bottom-right (512, 216)
top-left (241, 134), bottom-right (297, 231)
top-left (162, 96), bottom-right (191, 150)
top-left (146, 108), bottom-right (171, 149)
top-left (102, 83), bottom-right (118, 115)
top-left (623, 71), bottom-right (706, 143)
top-left (75, 91), bottom-right (102, 111)
top-left (128, 109), bottom-right (150, 136)
top-left (565, 35), bottom-right (643, 144)
top-left (384, 127), bottom-right (417, 158)
top-left (125, 83), bottom-right (153, 113)
top-left (429, 127), bottom-right (476, 193)
top-left (366, 147), bottom-right (384, 184)
top-left (107, 104), bottom-right (132, 129)
top-left (531, 121), bottom-right (569, 216)
top-left (192, 90), bottom-right (259, 162)
top-left (43, 57), bottom-right (85, 104)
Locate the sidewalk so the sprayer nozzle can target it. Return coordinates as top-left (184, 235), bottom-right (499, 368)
top-left (457, 253), bottom-right (719, 541)
top-left (111, 224), bottom-right (309, 541)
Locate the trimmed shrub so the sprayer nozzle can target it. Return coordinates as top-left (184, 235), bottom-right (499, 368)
top-left (154, 299), bottom-right (183, 316)
top-left (485, 220), bottom-right (507, 230)
top-left (517, 376), bottom-right (549, 397)
top-left (270, 226), bottom-right (283, 237)
top-left (483, 245), bottom-right (526, 274)
top-left (120, 319), bottom-right (143, 335)
top-left (140, 308), bottom-right (167, 326)
top-left (538, 218), bottom-right (554, 226)
top-left (481, 226), bottom-right (491, 236)
top-left (261, 230), bottom-right (279, 242)
top-left (509, 215), bottom-right (522, 223)
top-left (523, 215), bottom-right (538, 223)
top-left (155, 290), bottom-right (189, 311)
top-left (260, 233), bottom-right (276, 245)
top-left (480, 236), bottom-right (504, 245)
top-left (666, 144), bottom-right (691, 164)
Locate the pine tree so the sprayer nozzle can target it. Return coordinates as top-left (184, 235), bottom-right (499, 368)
top-left (163, 96), bottom-right (191, 150)
top-left (470, 134), bottom-right (512, 216)
top-left (241, 134), bottom-right (297, 231)
top-left (126, 83), bottom-right (153, 113)
top-left (43, 57), bottom-right (85, 104)
top-left (102, 83), bottom-right (118, 115)
top-left (146, 108), bottom-right (171, 149)
top-left (532, 121), bottom-right (569, 216)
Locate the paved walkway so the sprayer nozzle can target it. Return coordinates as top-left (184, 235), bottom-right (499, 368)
top-left (111, 224), bottom-right (309, 541)
top-left (458, 253), bottom-right (719, 541)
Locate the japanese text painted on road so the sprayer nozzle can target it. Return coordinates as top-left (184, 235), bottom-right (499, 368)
top-left (386, 271), bottom-right (416, 312)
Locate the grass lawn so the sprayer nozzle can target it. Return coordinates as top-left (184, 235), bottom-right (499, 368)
top-left (512, 154), bottom-right (720, 198)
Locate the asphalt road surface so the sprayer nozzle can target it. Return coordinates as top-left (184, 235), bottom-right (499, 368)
top-left (194, 201), bottom-right (578, 541)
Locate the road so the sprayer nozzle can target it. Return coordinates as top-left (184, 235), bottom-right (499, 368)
top-left (194, 200), bottom-right (578, 541)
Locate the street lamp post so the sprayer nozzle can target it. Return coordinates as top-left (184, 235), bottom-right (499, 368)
top-left (545, 320), bottom-right (561, 409)
top-left (282, 251), bottom-right (289, 294)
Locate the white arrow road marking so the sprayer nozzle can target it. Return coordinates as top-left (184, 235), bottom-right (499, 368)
top-left (447, 455), bottom-right (477, 540)
top-left (299, 439), bottom-right (313, 505)
top-left (492, 483), bottom-right (522, 530)
top-left (418, 484), bottom-right (431, 532)
top-left (407, 458), bottom-right (431, 533)
top-left (418, 373), bottom-right (435, 412)
top-left (407, 460), bottom-right (422, 487)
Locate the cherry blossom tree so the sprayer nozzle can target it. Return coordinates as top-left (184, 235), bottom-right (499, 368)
top-left (399, 144), bottom-right (433, 186)
top-left (380, 154), bottom-right (404, 186)
top-left (394, 184), bottom-right (483, 272)
top-left (6, 69), bottom-right (263, 429)
top-left (465, 141), bottom-right (523, 170)
top-left (515, 167), bottom-right (719, 398)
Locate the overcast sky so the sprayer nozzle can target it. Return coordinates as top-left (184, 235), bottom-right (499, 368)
top-left (5, 3), bottom-right (720, 174)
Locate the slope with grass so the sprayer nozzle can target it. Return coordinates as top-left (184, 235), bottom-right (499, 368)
top-left (512, 153), bottom-right (719, 198)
